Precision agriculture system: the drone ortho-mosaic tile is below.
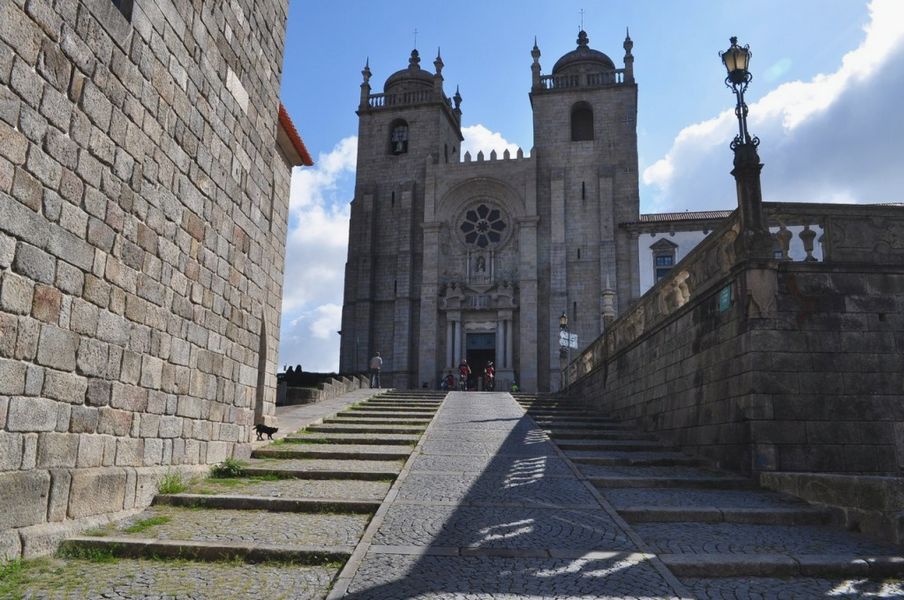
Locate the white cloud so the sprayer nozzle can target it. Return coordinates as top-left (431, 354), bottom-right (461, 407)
top-left (310, 304), bottom-right (343, 340)
top-left (278, 137), bottom-right (358, 372)
top-left (461, 124), bottom-right (522, 159)
top-left (643, 0), bottom-right (904, 212)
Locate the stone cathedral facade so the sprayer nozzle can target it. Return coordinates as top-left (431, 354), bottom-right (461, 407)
top-left (340, 30), bottom-right (640, 392)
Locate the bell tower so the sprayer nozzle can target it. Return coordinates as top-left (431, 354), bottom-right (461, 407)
top-left (529, 29), bottom-right (640, 390)
top-left (340, 48), bottom-right (463, 387)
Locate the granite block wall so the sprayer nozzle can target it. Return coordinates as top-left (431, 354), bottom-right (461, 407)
top-left (0, 0), bottom-right (291, 558)
top-left (568, 259), bottom-right (904, 476)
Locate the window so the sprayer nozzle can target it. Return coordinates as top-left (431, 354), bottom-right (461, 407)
top-left (571, 102), bottom-right (593, 141)
top-left (111, 0), bottom-right (133, 20)
top-left (390, 120), bottom-right (409, 155)
top-left (650, 238), bottom-right (678, 282)
top-left (460, 203), bottom-right (507, 248)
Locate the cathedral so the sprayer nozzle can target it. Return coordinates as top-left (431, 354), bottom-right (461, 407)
top-left (339, 30), bottom-right (641, 392)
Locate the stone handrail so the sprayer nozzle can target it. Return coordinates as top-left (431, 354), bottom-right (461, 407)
top-left (765, 202), bottom-right (904, 265)
top-left (539, 69), bottom-right (625, 90)
top-left (564, 201), bottom-right (904, 386)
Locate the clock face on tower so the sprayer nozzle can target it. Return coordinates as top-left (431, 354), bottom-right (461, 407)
top-left (459, 203), bottom-right (508, 248)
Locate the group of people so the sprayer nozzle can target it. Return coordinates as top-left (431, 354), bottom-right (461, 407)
top-left (371, 352), bottom-right (518, 392)
top-left (440, 359), bottom-right (499, 392)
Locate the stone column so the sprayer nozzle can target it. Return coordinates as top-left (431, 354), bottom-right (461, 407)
top-left (518, 217), bottom-right (540, 392)
top-left (446, 319), bottom-right (454, 369)
top-left (549, 170), bottom-right (567, 390)
top-left (496, 319), bottom-right (504, 365)
top-left (506, 319), bottom-right (514, 369)
top-left (418, 217), bottom-right (442, 387)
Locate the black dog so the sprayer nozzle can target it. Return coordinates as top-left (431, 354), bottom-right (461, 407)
top-left (254, 424), bottom-right (279, 440)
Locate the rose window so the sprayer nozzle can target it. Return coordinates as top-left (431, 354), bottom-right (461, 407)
top-left (460, 204), bottom-right (506, 248)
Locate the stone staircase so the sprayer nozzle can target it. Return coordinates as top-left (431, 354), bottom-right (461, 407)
top-left (516, 394), bottom-right (904, 598)
top-left (12, 390), bottom-right (446, 599)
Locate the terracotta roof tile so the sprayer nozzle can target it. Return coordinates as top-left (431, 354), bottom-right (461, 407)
top-left (278, 103), bottom-right (313, 166)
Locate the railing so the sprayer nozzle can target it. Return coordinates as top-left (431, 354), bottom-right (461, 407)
top-left (367, 90), bottom-right (445, 109)
top-left (539, 69), bottom-right (625, 90)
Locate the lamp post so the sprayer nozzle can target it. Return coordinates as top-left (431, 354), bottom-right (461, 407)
top-left (720, 37), bottom-right (771, 257)
top-left (559, 311), bottom-right (570, 388)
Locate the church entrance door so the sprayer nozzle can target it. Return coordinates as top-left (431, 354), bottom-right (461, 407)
top-left (466, 333), bottom-right (495, 391)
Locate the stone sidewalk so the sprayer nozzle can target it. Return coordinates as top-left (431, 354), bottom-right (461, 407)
top-left (330, 392), bottom-right (690, 599)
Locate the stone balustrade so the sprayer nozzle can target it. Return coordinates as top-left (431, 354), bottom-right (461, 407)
top-left (367, 90), bottom-right (449, 109)
top-left (538, 69), bottom-right (625, 90)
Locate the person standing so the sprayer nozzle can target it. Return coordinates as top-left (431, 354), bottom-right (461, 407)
top-left (369, 352), bottom-right (383, 388)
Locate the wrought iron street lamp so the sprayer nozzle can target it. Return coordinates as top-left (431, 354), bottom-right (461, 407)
top-left (720, 36), bottom-right (771, 256)
top-left (559, 312), bottom-right (568, 330)
top-left (559, 311), bottom-right (568, 360)
top-left (720, 36), bottom-right (757, 149)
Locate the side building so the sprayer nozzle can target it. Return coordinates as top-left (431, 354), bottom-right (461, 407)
top-left (340, 30), bottom-right (640, 392)
top-left (0, 0), bottom-right (310, 558)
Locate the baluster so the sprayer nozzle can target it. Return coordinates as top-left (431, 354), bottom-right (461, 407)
top-left (775, 224), bottom-right (792, 260)
top-left (799, 224), bottom-right (818, 262)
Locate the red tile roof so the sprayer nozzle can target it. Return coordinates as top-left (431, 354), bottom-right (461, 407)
top-left (636, 210), bottom-right (733, 223)
top-left (278, 103), bottom-right (313, 166)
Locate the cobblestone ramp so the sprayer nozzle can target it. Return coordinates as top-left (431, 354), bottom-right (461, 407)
top-left (516, 395), bottom-right (904, 599)
top-left (332, 392), bottom-right (689, 599)
top-left (9, 389), bottom-right (443, 599)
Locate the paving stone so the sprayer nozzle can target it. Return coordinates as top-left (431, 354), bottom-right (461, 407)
top-left (397, 468), bottom-right (597, 508)
top-left (684, 576), bottom-right (904, 599)
top-left (347, 553), bottom-right (682, 599)
top-left (374, 504), bottom-right (635, 551)
top-left (10, 557), bottom-right (336, 600)
top-left (410, 453), bottom-right (574, 475)
top-left (575, 464), bottom-right (746, 480)
top-left (105, 505), bottom-right (369, 548)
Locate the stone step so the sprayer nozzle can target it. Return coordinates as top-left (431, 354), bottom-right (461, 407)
top-left (531, 419), bottom-right (622, 427)
top-left (361, 402), bottom-right (442, 407)
top-left (284, 433), bottom-right (420, 445)
top-left (570, 451), bottom-right (705, 467)
top-left (154, 493), bottom-right (381, 514)
top-left (558, 440), bottom-right (673, 452)
top-left (306, 424), bottom-right (426, 434)
top-left (343, 408), bottom-right (436, 415)
top-left (550, 431), bottom-right (658, 441)
top-left (252, 444), bottom-right (412, 461)
top-left (661, 553), bottom-right (904, 578)
top-left (618, 505), bottom-right (829, 525)
top-left (61, 536), bottom-right (352, 565)
top-left (183, 474), bottom-right (393, 501)
top-left (74, 505), bottom-right (369, 556)
top-left (324, 417), bottom-right (432, 425)
top-left (589, 476), bottom-right (756, 489)
top-left (602, 487), bottom-right (824, 513)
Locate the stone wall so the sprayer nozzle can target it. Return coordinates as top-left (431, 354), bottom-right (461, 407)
top-left (0, 0), bottom-right (291, 558)
top-left (564, 203), bottom-right (904, 476)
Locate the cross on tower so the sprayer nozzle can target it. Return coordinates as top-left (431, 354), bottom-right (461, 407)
top-left (579, 9), bottom-right (584, 30)
top-left (413, 28), bottom-right (418, 49)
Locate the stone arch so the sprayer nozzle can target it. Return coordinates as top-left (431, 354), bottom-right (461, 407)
top-left (436, 177), bottom-right (528, 224)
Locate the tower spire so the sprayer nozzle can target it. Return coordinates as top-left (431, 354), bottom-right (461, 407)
top-left (531, 36), bottom-right (542, 90)
top-left (623, 27), bottom-right (635, 83)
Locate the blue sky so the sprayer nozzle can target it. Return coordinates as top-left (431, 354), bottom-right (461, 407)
top-left (276, 0), bottom-right (904, 372)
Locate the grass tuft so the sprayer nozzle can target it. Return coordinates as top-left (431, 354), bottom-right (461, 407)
top-left (157, 471), bottom-right (187, 494)
top-left (58, 545), bottom-right (118, 563)
top-left (0, 559), bottom-right (28, 598)
top-left (123, 516), bottom-right (171, 534)
top-left (209, 457), bottom-right (246, 478)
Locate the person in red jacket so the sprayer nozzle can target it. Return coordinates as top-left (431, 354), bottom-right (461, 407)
top-left (458, 360), bottom-right (471, 390)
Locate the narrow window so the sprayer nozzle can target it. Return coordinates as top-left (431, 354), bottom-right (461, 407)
top-left (576, 248), bottom-right (581, 260)
top-left (111, 0), bottom-right (133, 20)
top-left (391, 191), bottom-right (395, 207)
top-left (394, 280), bottom-right (398, 295)
top-left (571, 102), bottom-right (593, 141)
top-left (573, 301), bottom-right (578, 323)
top-left (390, 120), bottom-right (409, 155)
top-left (581, 181), bottom-right (586, 200)
top-left (444, 144), bottom-right (449, 163)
